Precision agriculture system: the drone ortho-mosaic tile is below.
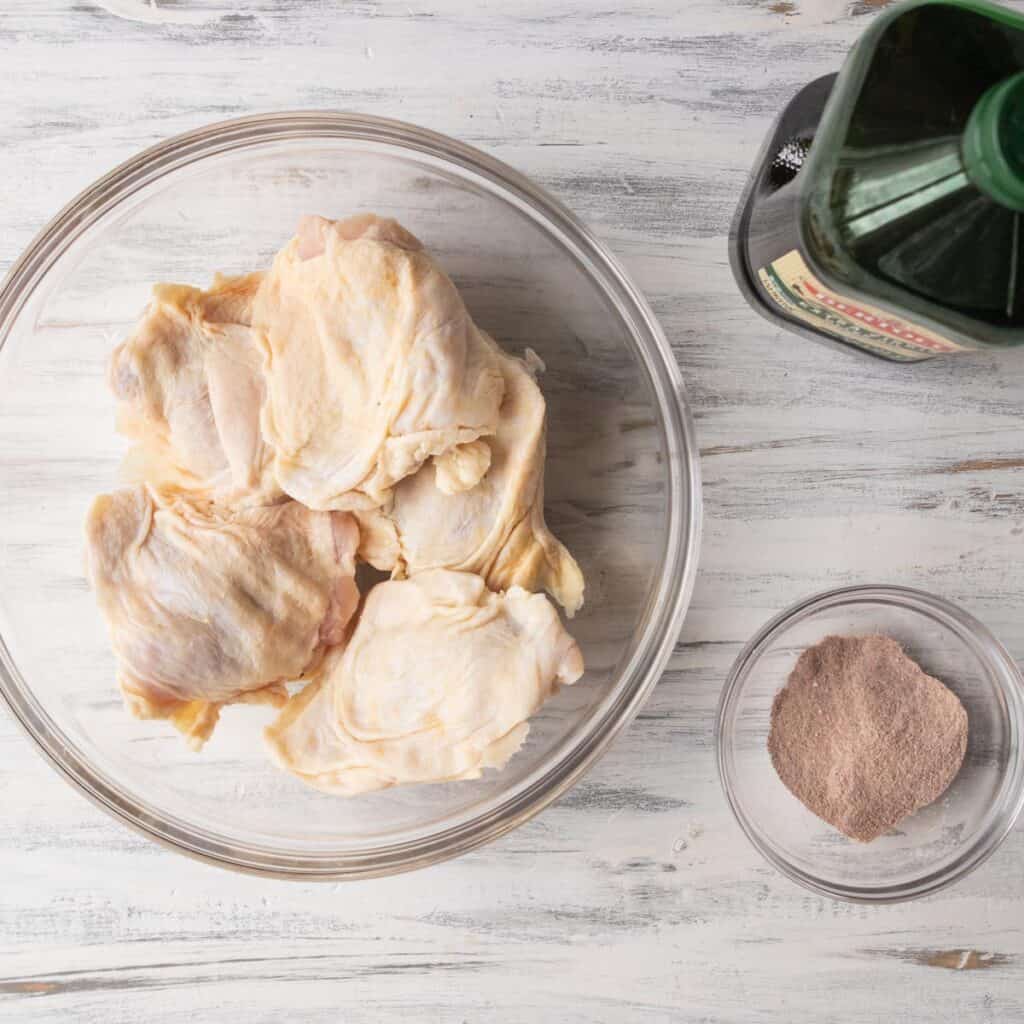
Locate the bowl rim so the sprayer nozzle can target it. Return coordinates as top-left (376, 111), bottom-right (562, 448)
top-left (0, 111), bottom-right (702, 879)
top-left (717, 583), bottom-right (1024, 904)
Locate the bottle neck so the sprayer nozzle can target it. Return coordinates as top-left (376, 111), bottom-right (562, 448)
top-left (963, 71), bottom-right (1024, 213)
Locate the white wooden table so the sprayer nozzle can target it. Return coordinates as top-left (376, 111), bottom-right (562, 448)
top-left (3, 1), bottom-right (1024, 1020)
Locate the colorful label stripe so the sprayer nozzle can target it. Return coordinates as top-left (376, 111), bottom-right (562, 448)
top-left (757, 249), bottom-right (968, 360)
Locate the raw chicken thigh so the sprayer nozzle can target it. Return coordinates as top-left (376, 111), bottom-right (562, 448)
top-left (85, 485), bottom-right (359, 748)
top-left (89, 211), bottom-right (587, 783)
top-left (251, 214), bottom-right (505, 511)
top-left (266, 569), bottom-right (583, 795)
top-left (109, 273), bottom-right (281, 506)
top-left (355, 347), bottom-right (585, 615)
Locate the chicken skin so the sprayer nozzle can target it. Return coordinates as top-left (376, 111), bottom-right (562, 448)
top-left (265, 569), bottom-right (583, 795)
top-left (89, 212), bottom-right (586, 782)
top-left (355, 347), bottom-right (584, 615)
top-left (85, 485), bottom-right (359, 748)
top-left (251, 214), bottom-right (505, 511)
top-left (109, 273), bottom-right (281, 506)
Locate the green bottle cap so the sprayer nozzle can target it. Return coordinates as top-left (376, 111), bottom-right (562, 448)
top-left (963, 70), bottom-right (1024, 213)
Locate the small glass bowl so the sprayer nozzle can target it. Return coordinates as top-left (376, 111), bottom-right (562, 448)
top-left (717, 585), bottom-right (1024, 903)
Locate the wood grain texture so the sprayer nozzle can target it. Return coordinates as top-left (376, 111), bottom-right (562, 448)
top-left (2, 1), bottom-right (1024, 1021)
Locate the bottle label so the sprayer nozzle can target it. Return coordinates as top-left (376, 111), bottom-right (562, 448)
top-left (758, 250), bottom-right (969, 360)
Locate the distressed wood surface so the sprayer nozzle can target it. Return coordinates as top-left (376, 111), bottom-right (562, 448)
top-left (3, 1), bottom-right (1024, 1021)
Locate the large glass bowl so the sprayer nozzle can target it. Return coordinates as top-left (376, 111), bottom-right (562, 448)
top-left (0, 113), bottom-right (700, 878)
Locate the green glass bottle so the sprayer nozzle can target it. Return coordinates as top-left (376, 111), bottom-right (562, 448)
top-left (732, 0), bottom-right (1024, 361)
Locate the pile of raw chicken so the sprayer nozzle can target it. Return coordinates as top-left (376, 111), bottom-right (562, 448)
top-left (85, 214), bottom-right (585, 796)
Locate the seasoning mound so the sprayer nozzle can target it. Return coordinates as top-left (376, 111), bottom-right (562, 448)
top-left (767, 634), bottom-right (968, 842)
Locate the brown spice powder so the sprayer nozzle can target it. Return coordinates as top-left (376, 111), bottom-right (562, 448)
top-left (767, 634), bottom-right (968, 842)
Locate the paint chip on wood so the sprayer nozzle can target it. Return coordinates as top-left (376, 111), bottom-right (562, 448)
top-left (919, 949), bottom-right (1010, 971)
top-left (0, 981), bottom-right (59, 995)
top-left (868, 948), bottom-right (1013, 971)
top-left (946, 456), bottom-right (1024, 474)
